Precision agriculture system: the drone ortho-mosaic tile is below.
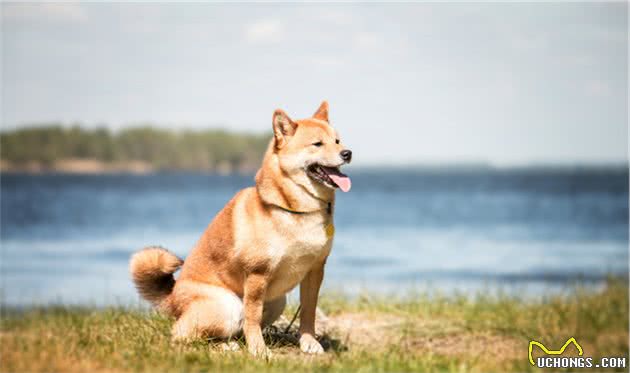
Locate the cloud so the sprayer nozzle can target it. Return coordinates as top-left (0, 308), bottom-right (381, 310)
top-left (353, 32), bottom-right (385, 50)
top-left (311, 9), bottom-right (357, 26)
top-left (244, 19), bottom-right (285, 44)
top-left (313, 56), bottom-right (345, 68)
top-left (585, 80), bottom-right (612, 97)
top-left (2, 3), bottom-right (88, 23)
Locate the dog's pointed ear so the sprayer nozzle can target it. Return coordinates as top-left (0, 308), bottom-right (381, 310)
top-left (313, 100), bottom-right (329, 122)
top-left (272, 109), bottom-right (297, 149)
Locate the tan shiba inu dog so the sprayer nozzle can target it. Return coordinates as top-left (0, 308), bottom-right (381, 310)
top-left (129, 101), bottom-right (352, 356)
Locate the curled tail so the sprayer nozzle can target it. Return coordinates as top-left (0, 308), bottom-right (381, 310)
top-left (129, 246), bottom-right (183, 307)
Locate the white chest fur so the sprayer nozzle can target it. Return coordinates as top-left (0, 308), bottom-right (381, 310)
top-left (265, 211), bottom-right (333, 300)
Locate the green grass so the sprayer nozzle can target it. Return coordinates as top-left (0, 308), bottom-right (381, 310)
top-left (1, 279), bottom-right (628, 372)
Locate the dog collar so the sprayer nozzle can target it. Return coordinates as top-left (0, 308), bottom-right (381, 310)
top-left (273, 202), bottom-right (335, 239)
top-left (274, 202), bottom-right (332, 215)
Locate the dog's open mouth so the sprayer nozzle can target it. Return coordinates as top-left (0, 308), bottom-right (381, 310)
top-left (306, 164), bottom-right (352, 192)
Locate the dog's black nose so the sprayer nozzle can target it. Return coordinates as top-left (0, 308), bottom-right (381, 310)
top-left (340, 149), bottom-right (352, 162)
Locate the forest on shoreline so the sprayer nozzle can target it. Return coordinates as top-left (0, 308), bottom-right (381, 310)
top-left (0, 125), bottom-right (270, 173)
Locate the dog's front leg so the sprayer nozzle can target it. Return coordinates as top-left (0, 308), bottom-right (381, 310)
top-left (299, 261), bottom-right (325, 354)
top-left (243, 272), bottom-right (270, 357)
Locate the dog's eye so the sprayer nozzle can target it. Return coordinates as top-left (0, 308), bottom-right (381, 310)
top-left (312, 141), bottom-right (323, 147)
top-left (335, 139), bottom-right (340, 144)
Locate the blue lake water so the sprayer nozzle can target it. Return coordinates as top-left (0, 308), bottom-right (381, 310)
top-left (1, 168), bottom-right (628, 306)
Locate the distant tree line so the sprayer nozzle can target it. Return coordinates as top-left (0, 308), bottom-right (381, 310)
top-left (0, 125), bottom-right (270, 172)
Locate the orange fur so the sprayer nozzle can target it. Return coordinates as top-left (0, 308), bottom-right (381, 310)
top-left (129, 247), bottom-right (183, 307)
top-left (129, 101), bottom-right (350, 356)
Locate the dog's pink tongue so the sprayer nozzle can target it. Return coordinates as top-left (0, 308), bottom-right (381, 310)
top-left (321, 166), bottom-right (351, 192)
top-left (328, 173), bottom-right (351, 192)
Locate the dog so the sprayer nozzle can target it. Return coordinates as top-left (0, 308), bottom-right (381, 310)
top-left (129, 101), bottom-right (352, 356)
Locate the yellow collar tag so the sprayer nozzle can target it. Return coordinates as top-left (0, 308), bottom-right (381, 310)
top-left (326, 223), bottom-right (335, 238)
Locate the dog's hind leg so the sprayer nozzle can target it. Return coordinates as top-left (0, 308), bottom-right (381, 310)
top-left (171, 283), bottom-right (244, 342)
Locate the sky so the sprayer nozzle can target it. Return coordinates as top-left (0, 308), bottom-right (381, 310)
top-left (1, 2), bottom-right (627, 166)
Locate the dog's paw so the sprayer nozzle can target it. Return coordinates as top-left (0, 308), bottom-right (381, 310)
top-left (247, 341), bottom-right (272, 358)
top-left (220, 341), bottom-right (241, 352)
top-left (300, 334), bottom-right (324, 354)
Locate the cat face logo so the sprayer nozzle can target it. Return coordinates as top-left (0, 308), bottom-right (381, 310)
top-left (528, 337), bottom-right (584, 365)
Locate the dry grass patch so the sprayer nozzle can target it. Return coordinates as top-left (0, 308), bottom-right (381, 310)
top-left (1, 279), bottom-right (627, 372)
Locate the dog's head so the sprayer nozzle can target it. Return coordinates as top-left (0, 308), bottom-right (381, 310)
top-left (270, 101), bottom-right (352, 197)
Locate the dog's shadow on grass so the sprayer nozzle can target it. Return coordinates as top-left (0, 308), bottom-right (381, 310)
top-left (214, 325), bottom-right (348, 352)
top-left (263, 325), bottom-right (348, 353)
top-left (215, 325), bottom-right (347, 353)
top-left (318, 334), bottom-right (347, 353)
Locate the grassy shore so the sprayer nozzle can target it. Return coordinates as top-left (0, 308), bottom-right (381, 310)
top-left (1, 280), bottom-right (628, 372)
